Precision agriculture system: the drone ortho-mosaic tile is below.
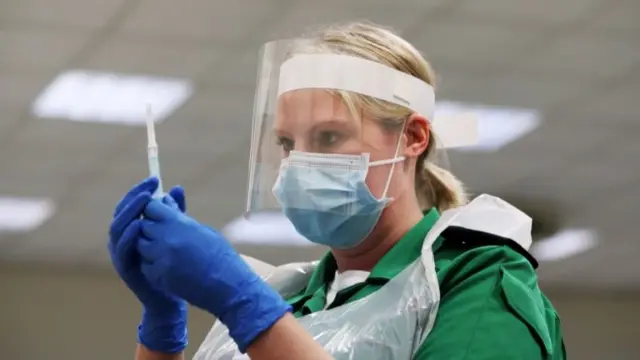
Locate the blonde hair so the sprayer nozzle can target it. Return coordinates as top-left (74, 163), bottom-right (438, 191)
top-left (291, 22), bottom-right (468, 212)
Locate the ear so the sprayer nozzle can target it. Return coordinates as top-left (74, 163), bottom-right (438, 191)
top-left (403, 113), bottom-right (430, 159)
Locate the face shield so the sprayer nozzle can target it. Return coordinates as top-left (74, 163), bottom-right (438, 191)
top-left (245, 39), bottom-right (477, 217)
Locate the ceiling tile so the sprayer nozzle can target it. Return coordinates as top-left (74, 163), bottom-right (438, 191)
top-left (4, 202), bottom-right (111, 258)
top-left (171, 91), bottom-right (266, 149)
top-left (0, 0), bottom-right (127, 28)
top-left (554, 159), bottom-right (638, 201)
top-left (580, 183), bottom-right (640, 226)
top-left (612, 132), bottom-right (640, 160)
top-left (516, 33), bottom-right (639, 80)
top-left (186, 164), bottom-right (249, 227)
top-left (0, 109), bottom-right (23, 137)
top-left (465, 115), bottom-right (628, 191)
top-left (0, 27), bottom-right (93, 70)
top-left (569, 79), bottom-right (640, 119)
top-left (200, 50), bottom-right (259, 89)
top-left (0, 167), bottom-right (68, 199)
top-left (1, 143), bottom-right (105, 176)
top-left (179, 142), bottom-right (250, 190)
top-left (0, 120), bottom-right (138, 199)
top-left (60, 194), bottom-right (117, 225)
top-left (70, 174), bottom-right (150, 208)
top-left (433, 68), bottom-right (486, 98)
top-left (158, 122), bottom-right (251, 156)
top-left (69, 168), bottom-right (156, 207)
top-left (118, 0), bottom-right (279, 44)
top-left (82, 35), bottom-right (223, 79)
top-left (72, 140), bottom-right (249, 207)
top-left (266, 3), bottom-right (431, 38)
top-left (306, 0), bottom-right (446, 8)
top-left (485, 154), bottom-right (638, 214)
top-left (100, 150), bottom-right (221, 186)
top-left (0, 148), bottom-right (97, 199)
top-left (545, 234), bottom-right (640, 289)
top-left (5, 118), bottom-right (137, 153)
top-left (166, 90), bottom-right (253, 130)
top-left (584, 0), bottom-right (640, 32)
top-left (0, 72), bottom-right (53, 110)
top-left (155, 92), bottom-right (253, 158)
top-left (454, 0), bottom-right (603, 24)
top-left (406, 17), bottom-right (541, 71)
top-left (74, 159), bottom-right (252, 230)
top-left (438, 70), bottom-right (591, 109)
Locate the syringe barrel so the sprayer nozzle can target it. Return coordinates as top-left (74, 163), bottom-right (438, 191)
top-left (147, 146), bottom-right (164, 198)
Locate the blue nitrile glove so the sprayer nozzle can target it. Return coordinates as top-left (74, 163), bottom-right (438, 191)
top-left (135, 199), bottom-right (291, 353)
top-left (108, 177), bottom-right (189, 353)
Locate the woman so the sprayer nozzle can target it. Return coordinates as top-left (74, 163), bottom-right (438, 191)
top-left (108, 22), bottom-right (566, 360)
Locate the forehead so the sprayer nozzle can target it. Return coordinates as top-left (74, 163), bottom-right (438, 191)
top-left (274, 89), bottom-right (358, 131)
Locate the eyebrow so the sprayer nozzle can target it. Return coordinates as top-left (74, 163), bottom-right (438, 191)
top-left (309, 118), bottom-right (354, 133)
top-left (273, 118), bottom-right (352, 137)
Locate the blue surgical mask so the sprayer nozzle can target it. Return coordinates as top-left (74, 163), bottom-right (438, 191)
top-left (272, 151), bottom-right (405, 249)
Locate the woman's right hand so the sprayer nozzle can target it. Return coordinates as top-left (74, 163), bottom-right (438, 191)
top-left (108, 177), bottom-right (189, 353)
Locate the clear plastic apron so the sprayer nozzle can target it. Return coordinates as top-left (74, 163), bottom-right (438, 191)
top-left (194, 194), bottom-right (533, 360)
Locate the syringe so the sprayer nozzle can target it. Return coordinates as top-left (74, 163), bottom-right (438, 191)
top-left (145, 104), bottom-right (164, 199)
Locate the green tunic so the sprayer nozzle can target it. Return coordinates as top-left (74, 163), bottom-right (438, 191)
top-left (286, 208), bottom-right (566, 359)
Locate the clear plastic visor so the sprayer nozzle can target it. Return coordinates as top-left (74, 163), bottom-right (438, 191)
top-left (245, 39), bottom-right (477, 215)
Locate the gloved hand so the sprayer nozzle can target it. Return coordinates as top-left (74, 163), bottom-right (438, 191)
top-left (108, 177), bottom-right (189, 353)
top-left (135, 199), bottom-right (291, 353)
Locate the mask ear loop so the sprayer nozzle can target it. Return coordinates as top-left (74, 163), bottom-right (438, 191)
top-left (379, 118), bottom-right (408, 199)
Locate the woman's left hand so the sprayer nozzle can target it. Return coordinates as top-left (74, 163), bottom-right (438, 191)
top-left (136, 199), bottom-right (291, 352)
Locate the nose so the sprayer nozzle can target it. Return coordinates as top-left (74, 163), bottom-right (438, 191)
top-left (293, 139), bottom-right (312, 153)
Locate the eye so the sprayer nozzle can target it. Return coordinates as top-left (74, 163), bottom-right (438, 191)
top-left (316, 131), bottom-right (341, 148)
top-left (276, 136), bottom-right (294, 153)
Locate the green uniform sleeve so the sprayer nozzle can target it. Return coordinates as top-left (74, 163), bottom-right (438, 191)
top-left (414, 245), bottom-right (566, 360)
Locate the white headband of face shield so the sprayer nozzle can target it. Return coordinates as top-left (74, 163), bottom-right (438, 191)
top-left (277, 54), bottom-right (478, 149)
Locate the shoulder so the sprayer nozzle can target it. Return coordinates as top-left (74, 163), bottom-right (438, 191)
top-left (415, 227), bottom-right (566, 360)
top-left (434, 226), bottom-right (539, 291)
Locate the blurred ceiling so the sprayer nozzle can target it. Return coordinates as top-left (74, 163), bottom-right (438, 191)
top-left (0, 0), bottom-right (638, 291)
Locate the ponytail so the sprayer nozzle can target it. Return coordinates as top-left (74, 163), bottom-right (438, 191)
top-left (416, 161), bottom-right (468, 212)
